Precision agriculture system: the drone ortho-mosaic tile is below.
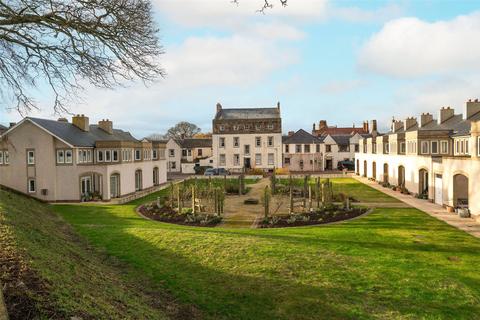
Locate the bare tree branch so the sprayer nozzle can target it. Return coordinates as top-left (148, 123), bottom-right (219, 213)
top-left (0, 0), bottom-right (164, 114)
top-left (231, 0), bottom-right (288, 14)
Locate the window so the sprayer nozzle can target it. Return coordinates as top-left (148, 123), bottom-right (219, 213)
top-left (219, 154), bottom-right (226, 166)
top-left (295, 144), bottom-right (302, 153)
top-left (326, 145), bottom-right (332, 152)
top-left (219, 125), bottom-right (225, 131)
top-left (3, 151), bottom-right (9, 165)
top-left (372, 144), bottom-right (376, 154)
top-left (384, 143), bottom-right (390, 154)
top-left (170, 161), bottom-right (176, 169)
top-left (304, 144), bottom-right (310, 153)
top-left (441, 141), bottom-right (449, 154)
top-left (255, 137), bottom-right (261, 147)
top-left (135, 149), bottom-right (142, 160)
top-left (113, 150), bottom-right (119, 162)
top-left (299, 160), bottom-right (304, 169)
top-left (284, 157), bottom-right (290, 164)
top-left (285, 145), bottom-right (290, 153)
top-left (97, 150), bottom-right (104, 162)
top-left (466, 139), bottom-right (469, 154)
top-left (268, 136), bottom-right (274, 147)
top-left (182, 149), bottom-right (187, 157)
top-left (355, 144), bottom-right (359, 152)
top-left (431, 141), bottom-right (438, 154)
top-left (316, 144), bottom-right (320, 153)
top-left (268, 153), bottom-right (274, 165)
top-left (0, 152), bottom-right (3, 164)
top-left (105, 150), bottom-right (111, 162)
top-left (234, 154), bottom-right (240, 166)
top-left (363, 144), bottom-right (367, 153)
top-left (244, 145), bottom-right (250, 155)
top-left (233, 125), bottom-right (239, 131)
top-left (27, 150), bottom-right (35, 165)
top-left (400, 142), bottom-right (406, 154)
top-left (152, 149), bottom-right (158, 160)
top-left (28, 179), bottom-right (36, 193)
top-left (168, 149), bottom-right (174, 157)
top-left (245, 124), bottom-right (250, 130)
top-left (56, 150), bottom-right (65, 163)
top-left (255, 124), bottom-right (262, 131)
top-left (220, 137), bottom-right (225, 148)
top-left (255, 153), bottom-right (262, 165)
top-left (421, 141), bottom-right (429, 154)
top-left (267, 123), bottom-right (274, 130)
top-left (198, 148), bottom-right (203, 156)
top-left (233, 137), bottom-right (239, 148)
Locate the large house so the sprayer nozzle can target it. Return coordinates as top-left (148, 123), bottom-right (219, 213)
top-left (212, 103), bottom-right (283, 172)
top-left (165, 137), bottom-right (213, 173)
top-left (0, 115), bottom-right (167, 202)
top-left (355, 99), bottom-right (480, 219)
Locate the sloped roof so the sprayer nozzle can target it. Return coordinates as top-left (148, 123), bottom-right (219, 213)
top-left (176, 138), bottom-right (212, 148)
top-left (330, 135), bottom-right (351, 146)
top-left (215, 107), bottom-right (280, 120)
top-left (313, 127), bottom-right (367, 136)
top-left (26, 117), bottom-right (138, 147)
top-left (0, 124), bottom-right (7, 133)
top-left (283, 129), bottom-right (323, 144)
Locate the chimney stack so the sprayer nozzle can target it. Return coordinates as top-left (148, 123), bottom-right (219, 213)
top-left (98, 119), bottom-right (113, 134)
top-left (363, 121), bottom-right (369, 133)
top-left (277, 101), bottom-right (281, 111)
top-left (370, 120), bottom-right (377, 133)
top-left (9, 122), bottom-right (16, 128)
top-left (72, 115), bottom-right (89, 131)
top-left (319, 120), bottom-right (327, 129)
top-left (216, 102), bottom-right (222, 113)
top-left (57, 117), bottom-right (68, 123)
top-left (392, 119), bottom-right (403, 132)
top-left (465, 98), bottom-right (480, 119)
top-left (312, 123), bottom-right (316, 131)
top-left (404, 117), bottom-right (417, 130)
top-left (420, 113), bottom-right (433, 127)
top-left (438, 107), bottom-right (454, 124)
top-left (288, 131), bottom-right (295, 136)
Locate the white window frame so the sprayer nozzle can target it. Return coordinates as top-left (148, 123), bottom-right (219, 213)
top-left (113, 150), bottom-right (119, 162)
top-left (233, 137), bottom-right (239, 148)
top-left (105, 150), bottom-right (112, 162)
top-left (267, 136), bottom-right (274, 147)
top-left (219, 154), bottom-right (226, 166)
top-left (168, 149), bottom-right (174, 157)
top-left (97, 150), bottom-right (104, 162)
top-left (296, 144), bottom-right (302, 153)
top-left (27, 150), bottom-right (35, 165)
top-left (255, 137), bottom-right (261, 147)
top-left (220, 137), bottom-right (225, 148)
top-left (421, 141), bottom-right (429, 154)
top-left (441, 141), bottom-right (449, 154)
top-left (152, 149), bottom-right (158, 160)
top-left (28, 178), bottom-right (36, 193)
top-left (268, 153), bottom-right (274, 165)
top-left (0, 151), bottom-right (3, 164)
top-left (56, 150), bottom-right (65, 164)
top-left (255, 153), bottom-right (262, 165)
top-left (267, 123), bottom-right (274, 130)
top-left (400, 142), bottom-right (406, 154)
top-left (4, 151), bottom-right (9, 164)
top-left (233, 154), bottom-right (240, 166)
top-left (135, 149), bottom-right (142, 160)
top-left (431, 141), bottom-right (439, 154)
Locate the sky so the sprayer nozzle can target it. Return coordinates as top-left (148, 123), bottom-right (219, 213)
top-left (2, 0), bottom-right (480, 137)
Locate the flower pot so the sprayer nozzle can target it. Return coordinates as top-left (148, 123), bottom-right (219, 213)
top-left (457, 208), bottom-right (471, 218)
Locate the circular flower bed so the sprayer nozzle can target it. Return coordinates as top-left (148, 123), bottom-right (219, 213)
top-left (259, 205), bottom-right (369, 228)
top-left (138, 203), bottom-right (222, 227)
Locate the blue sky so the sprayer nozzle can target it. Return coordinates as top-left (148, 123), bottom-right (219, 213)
top-left (2, 0), bottom-right (480, 137)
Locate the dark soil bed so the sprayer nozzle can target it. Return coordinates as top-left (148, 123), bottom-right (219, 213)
top-left (138, 204), bottom-right (222, 227)
top-left (259, 206), bottom-right (369, 228)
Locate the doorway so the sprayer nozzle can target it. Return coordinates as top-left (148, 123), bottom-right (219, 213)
top-left (110, 173), bottom-right (120, 198)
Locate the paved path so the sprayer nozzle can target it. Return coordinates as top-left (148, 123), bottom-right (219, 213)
top-left (354, 176), bottom-right (480, 238)
top-left (219, 179), bottom-right (269, 228)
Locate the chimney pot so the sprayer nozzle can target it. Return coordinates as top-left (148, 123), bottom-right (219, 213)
top-left (439, 107), bottom-right (455, 124)
top-left (98, 119), bottom-right (113, 134)
top-left (72, 115), bottom-right (89, 132)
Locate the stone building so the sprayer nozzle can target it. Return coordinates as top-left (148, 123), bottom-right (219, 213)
top-left (212, 102), bottom-right (283, 172)
top-left (355, 99), bottom-right (480, 219)
top-left (0, 115), bottom-right (167, 202)
top-left (164, 137), bottom-right (213, 173)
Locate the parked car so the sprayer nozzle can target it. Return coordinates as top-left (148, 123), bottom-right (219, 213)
top-left (204, 168), bottom-right (231, 176)
top-left (194, 165), bottom-right (212, 175)
top-left (337, 160), bottom-right (355, 171)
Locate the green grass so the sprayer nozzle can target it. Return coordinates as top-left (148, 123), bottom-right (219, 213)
top-left (0, 188), bottom-right (193, 319)
top-left (53, 180), bottom-right (480, 320)
top-left (276, 177), bottom-right (399, 203)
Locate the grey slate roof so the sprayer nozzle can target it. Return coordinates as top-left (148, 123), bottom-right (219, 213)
top-left (283, 129), bottom-right (323, 144)
top-left (177, 138), bottom-right (212, 148)
top-left (330, 135), bottom-right (351, 146)
top-left (215, 107), bottom-right (280, 120)
top-left (27, 117), bottom-right (138, 147)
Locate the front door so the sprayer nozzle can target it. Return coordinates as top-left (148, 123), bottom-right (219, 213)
top-left (244, 158), bottom-right (251, 169)
top-left (434, 174), bottom-right (443, 205)
top-left (110, 174), bottom-right (120, 198)
top-left (326, 159), bottom-right (333, 170)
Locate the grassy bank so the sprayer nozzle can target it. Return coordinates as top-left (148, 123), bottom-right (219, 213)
top-left (0, 188), bottom-right (196, 319)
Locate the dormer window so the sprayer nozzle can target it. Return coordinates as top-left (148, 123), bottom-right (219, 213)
top-left (97, 150), bottom-right (104, 162)
top-left (219, 125), bottom-right (225, 131)
top-left (431, 141), bottom-right (439, 154)
top-left (441, 141), bottom-right (449, 154)
top-left (421, 141), bottom-right (429, 154)
top-left (267, 123), bottom-right (274, 130)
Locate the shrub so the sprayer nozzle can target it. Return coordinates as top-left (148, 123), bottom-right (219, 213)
top-left (244, 198), bottom-right (259, 205)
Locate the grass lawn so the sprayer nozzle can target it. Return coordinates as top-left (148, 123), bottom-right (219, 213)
top-left (53, 179), bottom-right (480, 319)
top-left (276, 177), bottom-right (400, 203)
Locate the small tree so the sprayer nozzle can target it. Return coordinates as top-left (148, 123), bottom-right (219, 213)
top-left (270, 168), bottom-right (277, 194)
top-left (262, 186), bottom-right (271, 218)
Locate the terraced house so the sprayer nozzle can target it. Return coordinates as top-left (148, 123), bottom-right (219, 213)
top-left (212, 102), bottom-right (283, 172)
top-left (164, 137), bottom-right (213, 173)
top-left (355, 99), bottom-right (480, 219)
top-left (0, 115), bottom-right (167, 202)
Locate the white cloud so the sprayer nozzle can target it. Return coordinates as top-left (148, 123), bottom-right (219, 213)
top-left (319, 79), bottom-right (366, 94)
top-left (359, 12), bottom-right (480, 77)
top-left (331, 3), bottom-right (403, 23)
